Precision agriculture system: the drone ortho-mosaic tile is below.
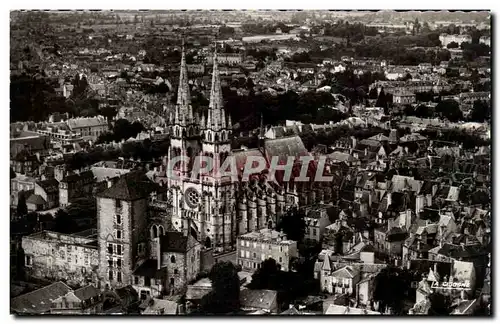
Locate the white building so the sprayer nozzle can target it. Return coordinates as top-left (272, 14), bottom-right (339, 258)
top-left (237, 228), bottom-right (298, 272)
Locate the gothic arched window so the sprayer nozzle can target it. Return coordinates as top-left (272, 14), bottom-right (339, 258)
top-left (208, 132), bottom-right (212, 142)
top-left (151, 225), bottom-right (158, 239)
top-left (159, 226), bottom-right (165, 237)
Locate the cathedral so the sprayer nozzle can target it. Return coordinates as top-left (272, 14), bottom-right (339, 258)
top-left (152, 44), bottom-right (339, 252)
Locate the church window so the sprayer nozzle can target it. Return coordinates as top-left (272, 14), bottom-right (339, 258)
top-left (159, 226), bottom-right (164, 237)
top-left (208, 132), bottom-right (212, 142)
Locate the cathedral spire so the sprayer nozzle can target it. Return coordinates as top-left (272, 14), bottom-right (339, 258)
top-left (175, 38), bottom-right (193, 125)
top-left (207, 44), bottom-right (226, 130)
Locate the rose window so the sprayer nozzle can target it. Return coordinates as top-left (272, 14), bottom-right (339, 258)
top-left (185, 188), bottom-right (200, 209)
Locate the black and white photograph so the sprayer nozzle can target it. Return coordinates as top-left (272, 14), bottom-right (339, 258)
top-left (9, 9), bottom-right (491, 316)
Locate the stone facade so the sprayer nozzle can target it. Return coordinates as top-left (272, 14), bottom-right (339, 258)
top-left (22, 231), bottom-right (99, 287)
top-left (97, 195), bottom-right (148, 290)
top-left (236, 228), bottom-right (298, 272)
top-left (59, 170), bottom-right (94, 207)
top-left (154, 47), bottom-right (346, 253)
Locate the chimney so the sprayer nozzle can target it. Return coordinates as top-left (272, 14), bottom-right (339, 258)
top-left (350, 136), bottom-right (357, 148)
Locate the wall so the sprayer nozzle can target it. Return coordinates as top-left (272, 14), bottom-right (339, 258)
top-left (98, 197), bottom-right (148, 289)
top-left (22, 235), bottom-right (99, 287)
top-left (237, 237), bottom-right (298, 272)
top-left (161, 251), bottom-right (187, 293)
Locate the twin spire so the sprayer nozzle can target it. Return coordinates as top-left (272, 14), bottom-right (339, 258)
top-left (174, 40), bottom-right (230, 132)
top-left (173, 39), bottom-right (194, 126)
top-left (206, 45), bottom-right (229, 131)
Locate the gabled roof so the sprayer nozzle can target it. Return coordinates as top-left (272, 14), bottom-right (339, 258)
top-left (264, 136), bottom-right (308, 164)
top-left (437, 243), bottom-right (487, 259)
top-left (281, 306), bottom-right (301, 315)
top-left (328, 151), bottom-right (357, 162)
top-left (325, 304), bottom-right (380, 315)
top-left (97, 171), bottom-right (158, 200)
top-left (26, 194), bottom-right (46, 205)
top-left (11, 281), bottom-right (72, 314)
top-left (73, 285), bottom-right (100, 301)
top-left (142, 298), bottom-right (178, 315)
top-left (368, 133), bottom-right (390, 142)
top-left (36, 179), bottom-right (59, 194)
top-left (240, 289), bottom-right (278, 311)
top-left (63, 170), bottom-right (94, 183)
top-left (114, 285), bottom-right (139, 302)
top-left (358, 139), bottom-right (382, 148)
top-left (400, 133), bottom-right (427, 143)
top-left (330, 265), bottom-right (359, 279)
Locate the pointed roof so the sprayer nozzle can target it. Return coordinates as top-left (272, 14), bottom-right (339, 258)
top-left (177, 40), bottom-right (191, 108)
top-left (97, 171), bottom-right (158, 201)
top-left (427, 268), bottom-right (440, 282)
top-left (330, 265), bottom-right (359, 279)
top-left (206, 46), bottom-right (227, 130)
top-left (174, 40), bottom-right (194, 126)
top-left (322, 254), bottom-right (332, 271)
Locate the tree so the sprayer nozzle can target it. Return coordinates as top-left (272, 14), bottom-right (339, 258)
top-left (99, 105), bottom-right (117, 123)
top-left (435, 99), bottom-right (463, 122)
top-left (10, 168), bottom-right (16, 179)
top-left (414, 105), bottom-right (433, 118)
top-left (375, 88), bottom-right (389, 114)
top-left (469, 100), bottom-right (491, 122)
top-left (246, 77), bottom-right (255, 90)
top-left (447, 41), bottom-right (459, 49)
top-left (199, 261), bottom-right (240, 314)
top-left (401, 73), bottom-right (412, 81)
top-left (53, 209), bottom-right (79, 234)
top-left (276, 207), bottom-right (306, 242)
top-left (373, 266), bottom-right (412, 314)
top-left (428, 293), bottom-right (452, 315)
top-left (17, 193), bottom-right (28, 217)
top-left (67, 197), bottom-right (96, 217)
top-left (403, 105), bottom-right (415, 116)
top-left (422, 21), bottom-right (431, 33)
top-left (249, 258), bottom-right (281, 290)
top-left (368, 87), bottom-right (378, 99)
